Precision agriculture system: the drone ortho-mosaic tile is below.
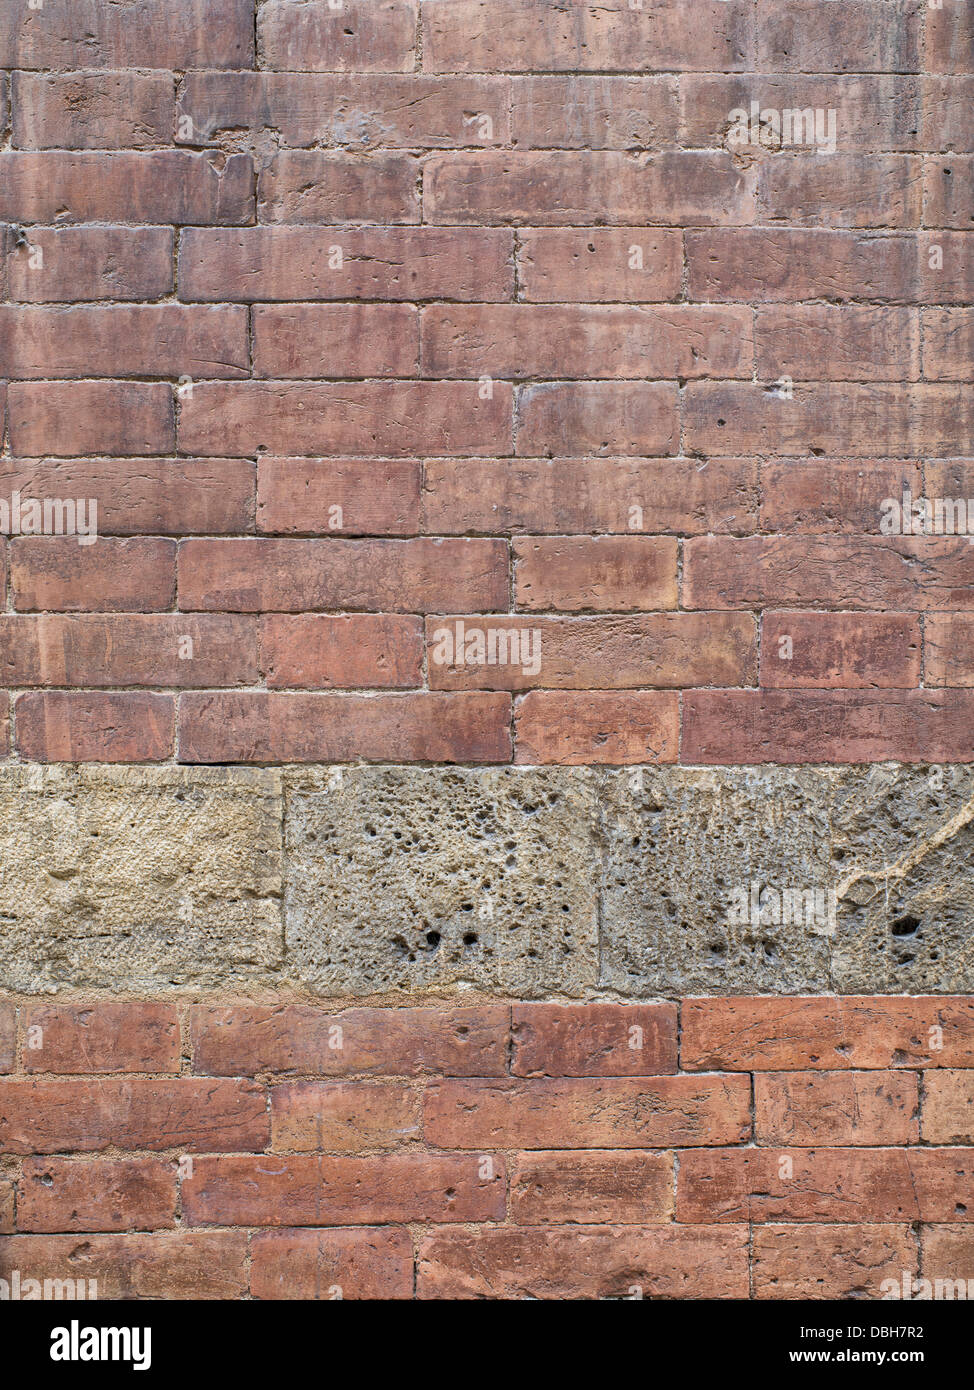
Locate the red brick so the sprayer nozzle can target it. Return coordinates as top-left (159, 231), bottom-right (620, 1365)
top-left (257, 458), bottom-right (420, 536)
top-left (424, 1076), bottom-right (751, 1149)
top-left (512, 75), bottom-right (678, 148)
top-left (755, 306), bottom-right (919, 381)
top-left (258, 152), bottom-right (420, 224)
top-left (16, 693), bottom-right (174, 763)
top-left (12, 72), bottom-right (174, 149)
top-left (512, 1003), bottom-right (678, 1076)
top-left (754, 1072), bottom-right (919, 1146)
top-left (180, 72), bottom-right (511, 148)
top-left (685, 382), bottom-right (974, 457)
top-left (754, 0), bottom-right (920, 73)
top-left (920, 1228), bottom-right (974, 1296)
top-left (17, 1158), bottom-right (176, 1233)
top-left (179, 382), bottom-right (512, 457)
top-left (180, 691), bottom-right (511, 763)
top-left (0, 306), bottom-right (248, 379)
top-left (517, 382), bottom-right (678, 457)
top-left (190, 1004), bottom-right (508, 1077)
top-left (517, 229), bottom-right (682, 303)
top-left (926, 1), bottom-right (974, 75)
top-left (427, 613), bottom-right (756, 690)
top-left (261, 615), bottom-right (422, 689)
top-left (0, 1233), bottom-right (249, 1300)
top-left (417, 1225), bottom-right (749, 1300)
top-left (681, 997), bottom-right (974, 1070)
top-left (677, 1148), bottom-right (973, 1224)
top-left (422, 458), bottom-right (759, 535)
top-left (687, 230), bottom-right (974, 304)
top-left (760, 612), bottom-right (922, 689)
top-left (925, 157), bottom-right (974, 228)
top-left (753, 1225), bottom-right (917, 1300)
top-left (0, 1078), bottom-right (268, 1154)
top-left (682, 689), bottom-right (974, 763)
top-left (0, 1005), bottom-right (14, 1073)
top-left (0, 152), bottom-right (253, 225)
top-left (922, 1071), bottom-right (974, 1145)
top-left (22, 1002), bottom-right (179, 1074)
top-left (5, 226), bottom-right (174, 302)
top-left (757, 155), bottom-right (922, 229)
top-left (515, 691), bottom-right (680, 765)
top-left (178, 227), bottom-right (514, 302)
top-left (514, 537), bottom-right (677, 612)
top-left (183, 1154), bottom-right (504, 1226)
top-left (0, 1182), bottom-right (12, 1234)
top-left (8, 382), bottom-right (174, 457)
top-left (11, 538), bottom-right (176, 613)
top-left (260, 0), bottom-right (417, 72)
top-left (426, 151), bottom-right (755, 225)
top-left (923, 309), bottom-right (974, 380)
top-left (510, 1151), bottom-right (674, 1224)
top-left (254, 305), bottom-right (418, 378)
top-left (271, 1082), bottom-right (421, 1152)
top-left (251, 1228), bottom-right (413, 1300)
top-left (421, 0), bottom-right (750, 73)
top-left (0, 0), bottom-right (254, 68)
top-left (685, 537), bottom-right (974, 611)
top-left (925, 615), bottom-right (974, 687)
top-left (179, 538), bottom-right (507, 613)
top-left (760, 459), bottom-right (922, 533)
top-left (422, 305), bottom-right (753, 379)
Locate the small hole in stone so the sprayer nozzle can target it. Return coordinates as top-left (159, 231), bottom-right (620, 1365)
top-left (891, 914), bottom-right (921, 937)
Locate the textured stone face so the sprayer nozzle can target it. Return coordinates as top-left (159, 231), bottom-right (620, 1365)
top-left (0, 765), bottom-right (283, 992)
top-left (284, 766), bottom-right (601, 996)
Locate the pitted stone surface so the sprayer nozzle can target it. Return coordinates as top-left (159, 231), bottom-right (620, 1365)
top-left (284, 766), bottom-right (601, 997)
top-left (600, 767), bottom-right (837, 995)
top-left (0, 766), bottom-right (283, 992)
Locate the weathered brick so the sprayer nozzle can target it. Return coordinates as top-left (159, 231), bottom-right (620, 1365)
top-left (755, 306), bottom-right (919, 381)
top-left (754, 1072), bottom-right (919, 1146)
top-left (760, 459), bottom-right (922, 534)
top-left (179, 691), bottom-right (511, 763)
top-left (11, 538), bottom-right (176, 613)
top-left (925, 614), bottom-right (974, 687)
top-left (251, 1228), bottom-right (413, 1300)
top-left (920, 1229), bottom-right (974, 1299)
top-left (0, 1005), bottom-right (14, 1073)
top-left (190, 1004), bottom-right (508, 1078)
top-left (427, 613), bottom-right (756, 690)
top-left (677, 1148), bottom-right (972, 1224)
top-left (417, 1225), bottom-right (750, 1299)
top-left (517, 382), bottom-right (678, 457)
top-left (753, 1225), bottom-right (917, 1300)
top-left (17, 1158), bottom-right (176, 1233)
top-left (15, 693), bottom-right (175, 763)
top-left (754, 0), bottom-right (921, 73)
top-left (515, 692), bottom-right (680, 765)
top-left (517, 229), bottom-right (682, 302)
top-left (422, 458), bottom-right (759, 535)
top-left (182, 1154), bottom-right (504, 1226)
top-left (178, 382), bottom-right (512, 457)
top-left (260, 0), bottom-right (417, 72)
top-left (179, 538), bottom-right (507, 613)
top-left (179, 228), bottom-right (514, 301)
top-left (923, 309), bottom-right (974, 380)
top-left (12, 72), bottom-right (175, 149)
top-left (257, 458), bottom-right (420, 535)
top-left (0, 152), bottom-right (253, 224)
top-left (922, 1071), bottom-right (974, 1145)
top-left (512, 76), bottom-right (678, 148)
top-left (422, 305), bottom-right (753, 379)
top-left (925, 156), bottom-right (974, 228)
top-left (760, 612), bottom-right (922, 688)
top-left (22, 1002), bottom-right (179, 1074)
top-left (271, 1082), bottom-right (421, 1151)
top-left (757, 155), bottom-right (922, 229)
top-left (8, 382), bottom-right (175, 457)
top-left (512, 1004), bottom-right (678, 1076)
top-left (424, 1076), bottom-right (751, 1148)
top-left (514, 537), bottom-right (678, 611)
top-left (510, 1151), bottom-right (674, 1224)
top-left (5, 226), bottom-right (174, 302)
top-left (254, 305), bottom-right (418, 378)
top-left (261, 615), bottom-right (423, 689)
top-left (258, 152), bottom-right (420, 224)
top-left (926, 1), bottom-right (974, 75)
top-left (0, 0), bottom-right (254, 69)
top-left (681, 997), bottom-right (974, 1070)
top-left (0, 1233), bottom-right (249, 1300)
top-left (0, 1078), bottom-right (269, 1153)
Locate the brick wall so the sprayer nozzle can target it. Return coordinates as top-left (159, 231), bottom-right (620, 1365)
top-left (0, 0), bottom-right (972, 1301)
